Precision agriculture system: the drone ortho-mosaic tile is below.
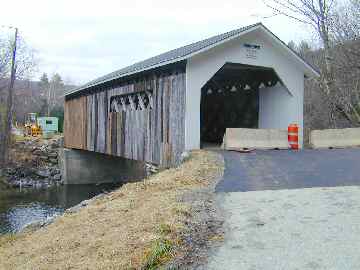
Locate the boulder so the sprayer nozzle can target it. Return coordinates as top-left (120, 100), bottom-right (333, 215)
top-left (35, 169), bottom-right (51, 178)
top-left (39, 155), bottom-right (49, 161)
top-left (9, 180), bottom-right (21, 188)
top-left (50, 142), bottom-right (59, 149)
top-left (21, 215), bottom-right (58, 233)
top-left (21, 220), bottom-right (44, 232)
top-left (66, 194), bottom-right (105, 214)
top-left (32, 149), bottom-right (42, 156)
top-left (48, 152), bottom-right (58, 158)
top-left (20, 178), bottom-right (34, 187)
top-left (19, 167), bottom-right (34, 178)
top-left (180, 151), bottom-right (191, 163)
top-left (6, 167), bottom-right (16, 175)
top-left (53, 174), bottom-right (62, 181)
top-left (50, 168), bottom-right (61, 176)
top-left (49, 158), bottom-right (58, 164)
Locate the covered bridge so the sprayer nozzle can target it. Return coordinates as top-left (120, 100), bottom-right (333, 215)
top-left (64, 23), bottom-right (319, 167)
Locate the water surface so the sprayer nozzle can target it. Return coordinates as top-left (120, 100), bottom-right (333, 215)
top-left (0, 181), bottom-right (121, 234)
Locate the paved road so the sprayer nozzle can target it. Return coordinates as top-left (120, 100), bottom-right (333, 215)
top-left (205, 149), bottom-right (360, 270)
top-left (216, 148), bottom-right (360, 192)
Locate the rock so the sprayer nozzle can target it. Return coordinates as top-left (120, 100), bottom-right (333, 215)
top-left (180, 151), bottom-right (191, 163)
top-left (66, 194), bottom-right (105, 214)
top-left (57, 180), bottom-right (64, 185)
top-left (145, 163), bottom-right (159, 176)
top-left (66, 200), bottom-right (90, 214)
top-left (50, 168), bottom-right (61, 176)
top-left (20, 167), bottom-right (34, 178)
top-left (49, 158), bottom-right (58, 164)
top-left (21, 214), bottom-right (58, 233)
top-left (50, 141), bottom-right (60, 149)
top-left (40, 145), bottom-right (50, 152)
top-left (48, 152), bottom-right (58, 158)
top-left (21, 220), bottom-right (44, 232)
top-left (33, 149), bottom-right (42, 156)
top-left (56, 137), bottom-right (64, 148)
top-left (6, 167), bottom-right (16, 175)
top-left (34, 181), bottom-right (47, 188)
top-left (35, 169), bottom-right (51, 178)
top-left (9, 180), bottom-right (20, 188)
top-left (20, 178), bottom-right (34, 187)
top-left (39, 155), bottom-right (49, 161)
top-left (53, 174), bottom-right (62, 181)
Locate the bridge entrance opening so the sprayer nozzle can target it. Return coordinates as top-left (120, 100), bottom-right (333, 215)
top-left (200, 63), bottom-right (281, 149)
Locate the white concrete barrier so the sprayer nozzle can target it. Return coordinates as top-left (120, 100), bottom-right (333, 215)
top-left (310, 128), bottom-right (360, 149)
top-left (222, 128), bottom-right (289, 150)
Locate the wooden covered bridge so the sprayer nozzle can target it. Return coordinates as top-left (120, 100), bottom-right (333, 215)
top-left (64, 23), bottom-right (319, 168)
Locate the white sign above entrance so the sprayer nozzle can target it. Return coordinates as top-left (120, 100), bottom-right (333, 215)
top-left (244, 43), bottom-right (261, 59)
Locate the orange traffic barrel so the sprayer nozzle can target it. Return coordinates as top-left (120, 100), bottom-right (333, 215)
top-left (288, 124), bottom-right (299, 150)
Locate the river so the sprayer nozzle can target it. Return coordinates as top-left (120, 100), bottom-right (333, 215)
top-left (0, 181), bottom-right (121, 234)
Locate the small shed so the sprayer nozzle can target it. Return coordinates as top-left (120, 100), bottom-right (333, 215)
top-left (64, 23), bottom-right (319, 167)
top-left (37, 117), bottom-right (59, 132)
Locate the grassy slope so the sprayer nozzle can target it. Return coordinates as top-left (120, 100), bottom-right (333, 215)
top-left (0, 151), bottom-right (223, 270)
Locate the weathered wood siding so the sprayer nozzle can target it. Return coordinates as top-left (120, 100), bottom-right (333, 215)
top-left (64, 71), bottom-right (186, 167)
top-left (64, 96), bottom-right (87, 149)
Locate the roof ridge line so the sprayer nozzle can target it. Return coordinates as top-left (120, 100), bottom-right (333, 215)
top-left (66, 22), bottom-right (262, 96)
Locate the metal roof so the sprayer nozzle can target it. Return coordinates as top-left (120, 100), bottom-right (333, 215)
top-left (66, 23), bottom-right (262, 96)
top-left (66, 22), bottom-right (319, 97)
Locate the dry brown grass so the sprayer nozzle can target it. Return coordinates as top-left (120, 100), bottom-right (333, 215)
top-left (0, 150), bottom-right (223, 270)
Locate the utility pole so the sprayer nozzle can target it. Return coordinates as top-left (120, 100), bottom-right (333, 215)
top-left (3, 27), bottom-right (18, 163)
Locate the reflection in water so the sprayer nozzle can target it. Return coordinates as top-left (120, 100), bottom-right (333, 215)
top-left (0, 183), bottom-right (121, 234)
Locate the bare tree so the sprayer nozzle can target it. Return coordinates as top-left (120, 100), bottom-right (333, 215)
top-left (0, 30), bottom-right (37, 167)
top-left (0, 28), bottom-right (17, 167)
top-left (263, 0), bottom-right (360, 126)
top-left (329, 0), bottom-right (360, 125)
top-left (332, 0), bottom-right (359, 71)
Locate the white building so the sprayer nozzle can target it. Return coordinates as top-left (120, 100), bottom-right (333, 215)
top-left (65, 22), bottom-right (319, 167)
top-left (184, 23), bottom-right (319, 149)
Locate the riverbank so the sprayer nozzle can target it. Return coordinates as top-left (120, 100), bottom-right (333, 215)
top-left (0, 150), bottom-right (224, 269)
top-left (1, 135), bottom-right (63, 188)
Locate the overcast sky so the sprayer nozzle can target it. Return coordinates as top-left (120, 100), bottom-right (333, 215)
top-left (1, 0), bottom-right (313, 85)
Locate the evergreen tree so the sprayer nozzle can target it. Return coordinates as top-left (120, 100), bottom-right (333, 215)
top-left (297, 41), bottom-right (312, 57)
top-left (287, 40), bottom-right (296, 51)
top-left (47, 73), bottom-right (64, 116)
top-left (38, 73), bottom-right (50, 116)
top-left (39, 72), bottom-right (49, 89)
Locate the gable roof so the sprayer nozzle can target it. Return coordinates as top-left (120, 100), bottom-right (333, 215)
top-left (66, 22), bottom-right (319, 97)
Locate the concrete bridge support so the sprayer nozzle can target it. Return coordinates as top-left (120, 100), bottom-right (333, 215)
top-left (59, 148), bottom-right (146, 185)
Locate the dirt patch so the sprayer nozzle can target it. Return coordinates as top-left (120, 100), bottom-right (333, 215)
top-left (0, 150), bottom-right (224, 270)
top-left (167, 157), bottom-right (225, 269)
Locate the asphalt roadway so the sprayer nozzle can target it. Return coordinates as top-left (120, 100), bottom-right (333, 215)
top-left (216, 148), bottom-right (360, 192)
top-left (205, 148), bottom-right (360, 270)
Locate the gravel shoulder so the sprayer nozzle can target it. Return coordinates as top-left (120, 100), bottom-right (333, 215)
top-left (206, 186), bottom-right (360, 270)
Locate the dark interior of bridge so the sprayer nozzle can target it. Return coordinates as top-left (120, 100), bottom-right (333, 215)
top-left (200, 63), bottom-right (280, 148)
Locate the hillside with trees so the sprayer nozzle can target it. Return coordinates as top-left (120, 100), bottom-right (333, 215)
top-left (265, 0), bottom-right (359, 142)
top-left (0, 29), bottom-right (75, 166)
top-left (1, 74), bottom-right (74, 129)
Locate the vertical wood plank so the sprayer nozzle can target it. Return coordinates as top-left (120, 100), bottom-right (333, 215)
top-left (64, 70), bottom-right (186, 167)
